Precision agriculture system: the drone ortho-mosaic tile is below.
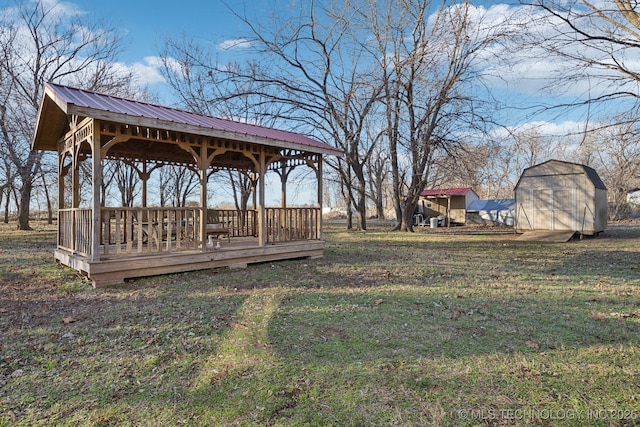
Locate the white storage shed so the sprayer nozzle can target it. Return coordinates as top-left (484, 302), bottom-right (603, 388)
top-left (514, 160), bottom-right (607, 235)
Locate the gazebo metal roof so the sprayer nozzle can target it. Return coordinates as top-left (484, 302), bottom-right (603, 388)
top-left (32, 82), bottom-right (341, 157)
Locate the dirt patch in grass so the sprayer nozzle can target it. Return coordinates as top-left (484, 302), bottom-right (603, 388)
top-left (1, 220), bottom-right (640, 426)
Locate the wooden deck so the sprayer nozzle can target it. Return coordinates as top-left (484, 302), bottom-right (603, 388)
top-left (56, 236), bottom-right (325, 286)
top-left (56, 207), bottom-right (324, 286)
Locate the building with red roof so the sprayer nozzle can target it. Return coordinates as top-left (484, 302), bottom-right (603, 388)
top-left (417, 187), bottom-right (479, 226)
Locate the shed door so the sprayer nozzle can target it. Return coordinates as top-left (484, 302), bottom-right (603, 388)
top-left (532, 189), bottom-right (552, 229)
top-left (552, 188), bottom-right (575, 230)
top-left (531, 188), bottom-right (576, 230)
top-left (516, 189), bottom-right (533, 229)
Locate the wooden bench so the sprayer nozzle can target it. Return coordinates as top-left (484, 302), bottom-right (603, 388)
top-left (206, 222), bottom-right (231, 242)
top-left (140, 222), bottom-right (178, 243)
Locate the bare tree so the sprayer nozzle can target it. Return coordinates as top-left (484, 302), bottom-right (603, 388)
top-left (452, 125), bottom-right (566, 199)
top-left (159, 42), bottom-right (282, 216)
top-left (158, 167), bottom-right (172, 208)
top-left (113, 163), bottom-right (139, 208)
top-left (575, 114), bottom-right (640, 219)
top-left (37, 166), bottom-right (55, 223)
top-left (437, 142), bottom-right (495, 198)
top-left (526, 0), bottom-right (640, 111)
top-left (159, 1), bottom-right (515, 231)
top-left (367, 1), bottom-right (512, 230)
top-left (0, 0), bottom-right (136, 229)
top-left (365, 144), bottom-right (390, 220)
top-left (225, 170), bottom-right (252, 210)
top-left (497, 126), bottom-right (553, 196)
top-left (160, 1), bottom-right (386, 230)
top-left (0, 116), bottom-right (17, 221)
top-left (171, 166), bottom-right (199, 207)
top-left (156, 165), bottom-right (199, 208)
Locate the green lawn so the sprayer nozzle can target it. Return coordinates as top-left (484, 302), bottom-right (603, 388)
top-left (1, 220), bottom-right (639, 426)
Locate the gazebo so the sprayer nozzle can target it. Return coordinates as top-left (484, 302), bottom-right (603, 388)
top-left (31, 83), bottom-right (341, 286)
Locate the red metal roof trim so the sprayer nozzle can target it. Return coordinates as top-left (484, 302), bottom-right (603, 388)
top-left (420, 187), bottom-right (473, 197)
top-left (45, 82), bottom-right (341, 153)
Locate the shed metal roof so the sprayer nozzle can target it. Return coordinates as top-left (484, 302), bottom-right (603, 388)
top-left (515, 159), bottom-right (607, 191)
top-left (32, 82), bottom-right (342, 156)
top-left (583, 164), bottom-right (607, 190)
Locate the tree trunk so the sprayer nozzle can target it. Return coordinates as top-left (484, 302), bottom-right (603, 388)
top-left (357, 179), bottom-right (367, 230)
top-left (349, 152), bottom-right (367, 231)
top-left (401, 205), bottom-right (414, 233)
top-left (390, 139), bottom-right (402, 231)
top-left (345, 196), bottom-right (354, 230)
top-left (400, 197), bottom-right (420, 233)
top-left (374, 165), bottom-right (385, 220)
top-left (17, 180), bottom-right (33, 230)
top-left (337, 169), bottom-right (353, 230)
top-left (3, 187), bottom-right (10, 223)
top-left (40, 171), bottom-right (53, 224)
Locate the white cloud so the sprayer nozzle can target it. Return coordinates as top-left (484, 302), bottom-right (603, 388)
top-left (1, 0), bottom-right (83, 20)
top-left (217, 38), bottom-right (252, 51)
top-left (473, 1), bottom-right (639, 104)
top-left (40, 0), bottom-right (85, 18)
top-left (110, 56), bottom-right (166, 87)
top-left (130, 56), bottom-right (166, 85)
top-left (508, 120), bottom-right (591, 138)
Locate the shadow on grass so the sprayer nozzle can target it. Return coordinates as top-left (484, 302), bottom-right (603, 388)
top-left (3, 222), bottom-right (640, 425)
top-left (554, 250), bottom-right (640, 281)
top-left (0, 281), bottom-right (250, 423)
top-left (267, 290), bottom-right (640, 364)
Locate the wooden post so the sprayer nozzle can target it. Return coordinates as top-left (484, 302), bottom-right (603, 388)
top-left (258, 148), bottom-right (266, 247)
top-left (281, 159), bottom-right (287, 209)
top-left (58, 151), bottom-right (65, 211)
top-left (317, 155), bottom-right (323, 240)
top-left (58, 149), bottom-right (65, 249)
top-left (91, 120), bottom-right (102, 261)
top-left (252, 172), bottom-right (258, 238)
top-left (252, 172), bottom-right (257, 210)
top-left (199, 142), bottom-right (208, 251)
top-left (72, 152), bottom-right (80, 208)
top-left (71, 135), bottom-right (80, 255)
top-left (280, 160), bottom-right (287, 239)
top-left (141, 159), bottom-right (148, 208)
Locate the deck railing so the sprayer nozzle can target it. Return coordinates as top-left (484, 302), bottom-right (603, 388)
top-left (99, 207), bottom-right (201, 257)
top-left (265, 207), bottom-right (320, 243)
top-left (58, 207), bottom-right (320, 258)
top-left (207, 209), bottom-right (257, 237)
top-left (58, 208), bottom-right (92, 256)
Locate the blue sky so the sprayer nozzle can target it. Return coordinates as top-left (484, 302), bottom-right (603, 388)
top-left (4, 0), bottom-right (630, 145)
top-left (77, 0), bottom-right (241, 62)
top-left (69, 0), bottom-right (249, 102)
top-left (60, 0), bottom-right (616, 128)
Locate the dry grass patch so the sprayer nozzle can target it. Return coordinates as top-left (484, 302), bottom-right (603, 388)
top-left (1, 220), bottom-right (639, 426)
